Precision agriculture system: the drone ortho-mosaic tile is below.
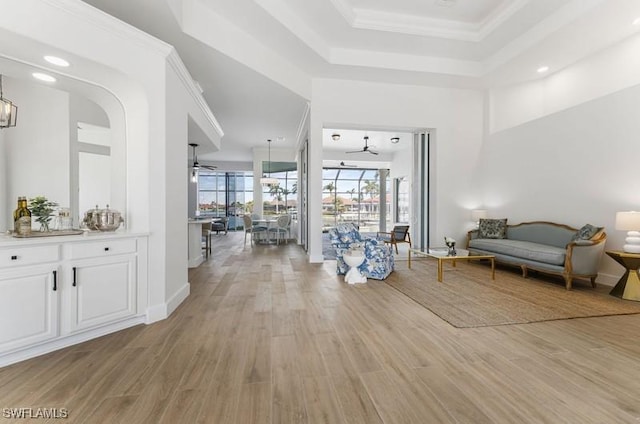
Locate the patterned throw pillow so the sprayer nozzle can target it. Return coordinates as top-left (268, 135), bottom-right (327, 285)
top-left (571, 224), bottom-right (601, 241)
top-left (478, 218), bottom-right (507, 239)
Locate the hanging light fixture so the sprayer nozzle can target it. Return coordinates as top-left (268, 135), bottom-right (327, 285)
top-left (0, 75), bottom-right (18, 129)
top-left (189, 143), bottom-right (200, 183)
top-left (260, 139), bottom-right (279, 186)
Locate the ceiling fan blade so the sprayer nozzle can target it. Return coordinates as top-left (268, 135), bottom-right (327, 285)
top-left (368, 150), bottom-right (379, 155)
top-left (345, 150), bottom-right (364, 154)
top-left (202, 165), bottom-right (218, 171)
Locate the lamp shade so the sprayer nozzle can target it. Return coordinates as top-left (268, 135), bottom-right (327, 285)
top-left (615, 211), bottom-right (640, 231)
top-left (471, 209), bottom-right (488, 222)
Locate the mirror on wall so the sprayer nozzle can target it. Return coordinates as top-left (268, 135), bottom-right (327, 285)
top-left (77, 122), bottom-right (112, 219)
top-left (0, 70), bottom-right (125, 232)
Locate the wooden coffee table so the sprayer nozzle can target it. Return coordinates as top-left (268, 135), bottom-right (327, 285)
top-left (409, 247), bottom-right (495, 282)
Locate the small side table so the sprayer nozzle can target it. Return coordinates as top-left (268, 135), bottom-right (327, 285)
top-left (343, 251), bottom-right (367, 284)
top-left (606, 250), bottom-right (640, 301)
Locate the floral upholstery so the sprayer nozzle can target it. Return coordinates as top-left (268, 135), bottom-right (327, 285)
top-left (478, 218), bottom-right (508, 239)
top-left (328, 223), bottom-right (394, 280)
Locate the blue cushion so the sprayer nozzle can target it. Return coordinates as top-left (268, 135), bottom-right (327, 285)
top-left (469, 238), bottom-right (565, 266)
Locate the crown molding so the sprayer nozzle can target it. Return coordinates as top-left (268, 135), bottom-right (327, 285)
top-left (330, 48), bottom-right (482, 77)
top-left (331, 0), bottom-right (530, 42)
top-left (40, 0), bottom-right (174, 57)
top-left (40, 0), bottom-right (223, 138)
top-left (166, 49), bottom-right (224, 138)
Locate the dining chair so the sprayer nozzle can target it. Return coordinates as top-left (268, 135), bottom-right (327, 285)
top-left (268, 215), bottom-right (291, 245)
top-left (243, 214), bottom-right (267, 246)
top-left (377, 225), bottom-right (411, 254)
top-left (201, 221), bottom-right (212, 257)
top-left (211, 217), bottom-right (228, 234)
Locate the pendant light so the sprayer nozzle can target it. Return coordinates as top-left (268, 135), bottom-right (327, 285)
top-left (189, 143), bottom-right (200, 183)
top-left (260, 139), bottom-right (279, 186)
top-left (0, 75), bottom-right (18, 129)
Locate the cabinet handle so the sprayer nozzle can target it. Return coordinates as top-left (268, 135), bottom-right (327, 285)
top-left (72, 267), bottom-right (77, 287)
top-left (10, 255), bottom-right (17, 260)
top-left (104, 247), bottom-right (110, 252)
top-left (52, 270), bottom-right (57, 291)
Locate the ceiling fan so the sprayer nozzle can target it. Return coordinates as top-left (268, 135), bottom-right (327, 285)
top-left (346, 136), bottom-right (378, 155)
top-left (189, 143), bottom-right (217, 171)
top-left (339, 161), bottom-right (357, 168)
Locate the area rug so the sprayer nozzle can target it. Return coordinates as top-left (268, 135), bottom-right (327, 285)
top-left (385, 259), bottom-right (640, 328)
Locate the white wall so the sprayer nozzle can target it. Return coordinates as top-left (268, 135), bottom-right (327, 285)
top-left (310, 78), bottom-right (485, 260)
top-left (491, 31), bottom-right (640, 133)
top-left (477, 82), bottom-right (640, 283)
top-left (3, 77), bottom-right (70, 231)
top-left (0, 1), bottom-right (222, 324)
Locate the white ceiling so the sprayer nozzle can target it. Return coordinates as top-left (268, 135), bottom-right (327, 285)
top-left (78, 0), bottom-right (640, 162)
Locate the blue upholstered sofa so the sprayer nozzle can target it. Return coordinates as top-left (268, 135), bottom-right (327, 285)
top-left (328, 223), bottom-right (394, 280)
top-left (466, 220), bottom-right (606, 290)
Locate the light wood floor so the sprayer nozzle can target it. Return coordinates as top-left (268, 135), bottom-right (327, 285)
top-left (2, 232), bottom-right (640, 423)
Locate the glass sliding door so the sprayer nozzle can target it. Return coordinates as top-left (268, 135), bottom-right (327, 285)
top-left (198, 171), bottom-right (254, 230)
top-left (322, 167), bottom-right (390, 234)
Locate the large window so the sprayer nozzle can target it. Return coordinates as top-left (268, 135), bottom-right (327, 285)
top-left (322, 167), bottom-right (390, 233)
top-left (261, 164), bottom-right (298, 218)
top-left (198, 171), bottom-right (253, 230)
top-left (395, 177), bottom-right (409, 223)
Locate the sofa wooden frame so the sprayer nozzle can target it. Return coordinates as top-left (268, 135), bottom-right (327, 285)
top-left (466, 221), bottom-right (607, 290)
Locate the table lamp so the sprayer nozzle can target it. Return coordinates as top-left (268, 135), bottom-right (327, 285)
top-left (615, 211), bottom-right (640, 253)
top-left (471, 209), bottom-right (488, 228)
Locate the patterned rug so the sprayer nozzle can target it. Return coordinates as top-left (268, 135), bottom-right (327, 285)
top-left (385, 259), bottom-right (640, 328)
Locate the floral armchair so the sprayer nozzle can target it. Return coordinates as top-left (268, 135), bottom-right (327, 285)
top-left (328, 223), bottom-right (394, 280)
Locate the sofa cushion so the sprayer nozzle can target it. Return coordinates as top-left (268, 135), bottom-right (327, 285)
top-left (571, 223), bottom-right (602, 242)
top-left (468, 238), bottom-right (566, 266)
top-left (478, 218), bottom-right (507, 239)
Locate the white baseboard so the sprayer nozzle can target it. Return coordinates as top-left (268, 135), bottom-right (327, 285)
top-left (596, 272), bottom-right (618, 287)
top-left (145, 282), bottom-right (190, 324)
top-left (0, 315), bottom-right (145, 368)
top-left (188, 255), bottom-right (204, 268)
top-left (309, 253), bottom-right (324, 263)
top-left (167, 282), bottom-right (190, 316)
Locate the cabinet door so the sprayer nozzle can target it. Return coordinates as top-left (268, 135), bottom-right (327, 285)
top-left (68, 255), bottom-right (136, 332)
top-left (0, 265), bottom-right (59, 352)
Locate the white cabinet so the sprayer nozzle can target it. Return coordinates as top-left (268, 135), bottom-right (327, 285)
top-left (67, 255), bottom-right (136, 332)
top-left (0, 264), bottom-right (59, 352)
top-left (0, 234), bottom-right (147, 367)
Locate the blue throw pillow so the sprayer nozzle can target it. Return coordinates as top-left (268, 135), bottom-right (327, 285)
top-left (571, 224), bottom-right (601, 241)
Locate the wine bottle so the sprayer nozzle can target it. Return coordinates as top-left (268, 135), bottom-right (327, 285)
top-left (13, 196), bottom-right (32, 236)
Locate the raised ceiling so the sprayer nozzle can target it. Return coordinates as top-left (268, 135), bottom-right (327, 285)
top-left (80, 0), bottom-right (640, 161)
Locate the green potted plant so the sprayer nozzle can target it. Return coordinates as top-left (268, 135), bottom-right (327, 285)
top-left (29, 196), bottom-right (58, 232)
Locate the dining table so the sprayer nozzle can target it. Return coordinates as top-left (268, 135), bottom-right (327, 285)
top-left (252, 218), bottom-right (279, 244)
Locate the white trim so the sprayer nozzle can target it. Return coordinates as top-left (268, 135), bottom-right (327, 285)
top-left (40, 0), bottom-right (174, 56)
top-left (167, 282), bottom-right (191, 316)
top-left (596, 273), bottom-right (617, 287)
top-left (145, 282), bottom-right (191, 323)
top-left (330, 0), bottom-right (530, 42)
top-left (188, 253), bottom-right (205, 269)
top-left (0, 315), bottom-right (145, 368)
top-left (166, 49), bottom-right (224, 138)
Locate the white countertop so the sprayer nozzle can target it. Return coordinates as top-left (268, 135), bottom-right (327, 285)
top-left (0, 230), bottom-right (148, 247)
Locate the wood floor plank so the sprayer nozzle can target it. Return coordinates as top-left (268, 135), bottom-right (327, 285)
top-left (234, 382), bottom-right (271, 424)
top-left (2, 232), bottom-right (640, 424)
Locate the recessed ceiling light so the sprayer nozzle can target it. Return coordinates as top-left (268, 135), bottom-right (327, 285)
top-left (633, 17), bottom-right (640, 26)
top-left (537, 66), bottom-right (549, 74)
top-left (390, 137), bottom-right (400, 144)
top-left (331, 133), bottom-right (340, 141)
top-left (44, 55), bottom-right (70, 67)
top-left (32, 72), bottom-right (56, 82)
